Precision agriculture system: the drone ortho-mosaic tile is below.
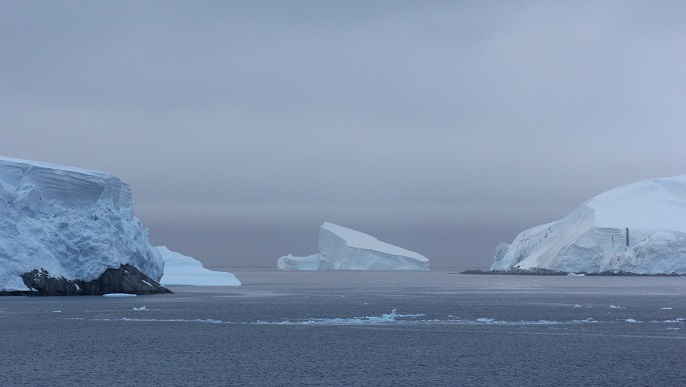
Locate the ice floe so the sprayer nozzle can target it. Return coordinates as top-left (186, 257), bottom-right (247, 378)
top-left (102, 293), bottom-right (137, 298)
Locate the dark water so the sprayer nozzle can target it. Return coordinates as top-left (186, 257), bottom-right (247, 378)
top-left (1, 271), bottom-right (685, 386)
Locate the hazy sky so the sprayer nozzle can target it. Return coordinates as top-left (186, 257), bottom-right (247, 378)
top-left (2, 1), bottom-right (684, 269)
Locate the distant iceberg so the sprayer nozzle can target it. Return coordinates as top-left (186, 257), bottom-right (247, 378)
top-left (278, 222), bottom-right (429, 271)
top-left (492, 175), bottom-right (686, 274)
top-left (157, 246), bottom-right (241, 286)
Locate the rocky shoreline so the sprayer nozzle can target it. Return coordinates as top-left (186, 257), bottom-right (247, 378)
top-left (0, 264), bottom-right (172, 296)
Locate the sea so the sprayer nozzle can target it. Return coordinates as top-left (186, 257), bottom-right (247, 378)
top-left (1, 270), bottom-right (685, 386)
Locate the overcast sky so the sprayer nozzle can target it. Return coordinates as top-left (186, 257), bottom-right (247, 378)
top-left (1, 1), bottom-right (684, 269)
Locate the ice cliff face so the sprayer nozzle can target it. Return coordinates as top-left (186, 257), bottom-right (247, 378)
top-left (0, 156), bottom-right (164, 292)
top-left (278, 222), bottom-right (429, 270)
top-left (492, 175), bottom-right (686, 274)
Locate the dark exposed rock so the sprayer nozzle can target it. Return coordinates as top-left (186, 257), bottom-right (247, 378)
top-left (0, 264), bottom-right (172, 296)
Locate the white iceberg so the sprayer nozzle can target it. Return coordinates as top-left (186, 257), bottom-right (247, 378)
top-left (157, 246), bottom-right (241, 286)
top-left (492, 174), bottom-right (686, 274)
top-left (0, 156), bottom-right (164, 292)
top-left (277, 222), bottom-right (429, 270)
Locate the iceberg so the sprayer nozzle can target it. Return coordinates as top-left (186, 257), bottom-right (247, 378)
top-left (157, 246), bottom-right (241, 286)
top-left (0, 156), bottom-right (169, 295)
top-left (277, 222), bottom-right (429, 270)
top-left (492, 174), bottom-right (686, 274)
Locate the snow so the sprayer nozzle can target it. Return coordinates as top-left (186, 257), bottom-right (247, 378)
top-left (157, 246), bottom-right (241, 286)
top-left (0, 156), bottom-right (164, 291)
top-left (277, 222), bottom-right (429, 270)
top-left (492, 174), bottom-right (686, 274)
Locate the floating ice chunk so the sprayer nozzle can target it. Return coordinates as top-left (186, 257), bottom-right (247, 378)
top-left (661, 307), bottom-right (673, 310)
top-left (366, 309), bottom-right (397, 322)
top-left (133, 306), bottom-right (147, 311)
top-left (625, 319), bottom-right (639, 323)
top-left (567, 273), bottom-right (585, 276)
top-left (609, 305), bottom-right (624, 309)
top-left (157, 246), bottom-right (241, 286)
top-left (103, 293), bottom-right (137, 298)
top-left (571, 317), bottom-right (599, 323)
top-left (254, 309), bottom-right (425, 325)
top-left (118, 317), bottom-right (223, 323)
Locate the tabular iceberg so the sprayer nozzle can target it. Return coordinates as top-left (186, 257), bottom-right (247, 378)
top-left (492, 174), bottom-right (686, 275)
top-left (278, 222), bottom-right (429, 270)
top-left (157, 246), bottom-right (241, 286)
top-left (0, 156), bottom-right (169, 295)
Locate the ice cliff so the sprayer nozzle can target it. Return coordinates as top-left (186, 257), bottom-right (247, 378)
top-left (278, 222), bottom-right (429, 270)
top-left (492, 175), bottom-right (686, 274)
top-left (0, 156), bottom-right (167, 294)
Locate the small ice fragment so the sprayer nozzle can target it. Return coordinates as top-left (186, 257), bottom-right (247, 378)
top-left (609, 305), bottom-right (623, 309)
top-left (625, 319), bottom-right (639, 323)
top-left (661, 307), bottom-right (673, 310)
top-left (574, 304), bottom-right (582, 308)
top-left (52, 310), bottom-right (61, 313)
top-left (133, 306), bottom-right (147, 311)
top-left (103, 293), bottom-right (137, 297)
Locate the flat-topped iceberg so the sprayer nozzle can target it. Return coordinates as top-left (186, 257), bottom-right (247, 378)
top-left (492, 174), bottom-right (686, 274)
top-left (0, 156), bottom-right (169, 295)
top-left (278, 222), bottom-right (429, 270)
top-left (157, 246), bottom-right (241, 286)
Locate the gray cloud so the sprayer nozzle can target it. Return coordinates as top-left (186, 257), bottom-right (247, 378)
top-left (2, 1), bottom-right (685, 269)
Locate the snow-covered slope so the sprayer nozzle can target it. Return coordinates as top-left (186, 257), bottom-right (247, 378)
top-left (157, 246), bottom-right (241, 286)
top-left (278, 222), bottom-right (429, 270)
top-left (0, 156), bottom-right (164, 291)
top-left (492, 175), bottom-right (686, 274)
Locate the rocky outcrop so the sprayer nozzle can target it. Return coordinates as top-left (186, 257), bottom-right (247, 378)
top-left (6, 264), bottom-right (172, 296)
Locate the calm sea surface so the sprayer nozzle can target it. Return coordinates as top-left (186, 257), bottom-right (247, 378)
top-left (1, 271), bottom-right (685, 386)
